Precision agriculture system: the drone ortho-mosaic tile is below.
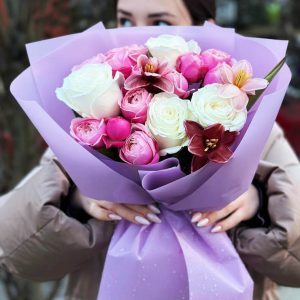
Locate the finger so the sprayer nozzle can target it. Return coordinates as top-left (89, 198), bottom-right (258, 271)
top-left (197, 201), bottom-right (240, 227)
top-left (125, 204), bottom-right (161, 223)
top-left (191, 212), bottom-right (210, 223)
top-left (86, 202), bottom-right (122, 221)
top-left (211, 210), bottom-right (245, 233)
top-left (99, 201), bottom-right (153, 225)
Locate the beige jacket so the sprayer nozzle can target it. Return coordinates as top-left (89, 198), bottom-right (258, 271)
top-left (0, 123), bottom-right (300, 300)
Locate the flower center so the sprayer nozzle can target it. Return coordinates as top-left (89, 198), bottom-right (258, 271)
top-left (234, 70), bottom-right (251, 88)
top-left (144, 63), bottom-right (157, 73)
top-left (204, 138), bottom-right (219, 152)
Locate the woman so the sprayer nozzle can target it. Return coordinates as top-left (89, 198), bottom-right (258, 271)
top-left (0, 1), bottom-right (300, 300)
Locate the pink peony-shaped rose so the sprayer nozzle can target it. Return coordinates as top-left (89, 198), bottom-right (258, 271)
top-left (200, 49), bottom-right (232, 70)
top-left (176, 53), bottom-right (208, 83)
top-left (120, 88), bottom-right (153, 123)
top-left (120, 124), bottom-right (160, 165)
top-left (165, 71), bottom-right (190, 98)
top-left (72, 54), bottom-right (106, 72)
top-left (105, 45), bottom-right (148, 78)
top-left (70, 118), bottom-right (106, 148)
top-left (104, 117), bottom-right (131, 148)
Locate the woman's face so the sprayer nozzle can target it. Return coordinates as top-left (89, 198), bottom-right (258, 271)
top-left (117, 0), bottom-right (193, 27)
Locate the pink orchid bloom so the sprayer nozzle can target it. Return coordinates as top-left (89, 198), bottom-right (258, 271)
top-left (124, 55), bottom-right (174, 93)
top-left (218, 60), bottom-right (269, 110)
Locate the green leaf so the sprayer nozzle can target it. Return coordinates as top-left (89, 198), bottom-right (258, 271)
top-left (247, 57), bottom-right (286, 110)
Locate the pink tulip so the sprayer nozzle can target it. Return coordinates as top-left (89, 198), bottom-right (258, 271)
top-left (217, 60), bottom-right (269, 110)
top-left (70, 118), bottom-right (106, 148)
top-left (124, 55), bottom-right (173, 93)
top-left (72, 54), bottom-right (106, 72)
top-left (201, 49), bottom-right (232, 70)
top-left (176, 53), bottom-right (208, 83)
top-left (120, 124), bottom-right (160, 165)
top-left (203, 64), bottom-right (224, 86)
top-left (105, 45), bottom-right (148, 79)
top-left (165, 71), bottom-right (190, 98)
top-left (104, 117), bottom-right (131, 148)
top-left (120, 88), bottom-right (153, 123)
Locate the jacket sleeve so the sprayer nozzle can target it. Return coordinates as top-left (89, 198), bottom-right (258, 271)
top-left (232, 123), bottom-right (300, 286)
top-left (0, 149), bottom-right (114, 282)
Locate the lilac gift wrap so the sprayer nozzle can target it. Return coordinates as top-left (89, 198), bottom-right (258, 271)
top-left (10, 22), bottom-right (291, 300)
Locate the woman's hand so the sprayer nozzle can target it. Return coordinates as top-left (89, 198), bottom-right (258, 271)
top-left (74, 190), bottom-right (161, 225)
top-left (191, 184), bottom-right (260, 233)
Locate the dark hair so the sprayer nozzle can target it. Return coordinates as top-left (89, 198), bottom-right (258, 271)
top-left (183, 0), bottom-right (216, 24)
top-left (114, 0), bottom-right (216, 25)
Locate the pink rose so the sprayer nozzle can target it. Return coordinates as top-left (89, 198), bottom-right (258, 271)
top-left (176, 53), bottom-right (208, 83)
top-left (105, 45), bottom-right (148, 78)
top-left (72, 54), bottom-right (106, 72)
top-left (165, 71), bottom-right (190, 99)
top-left (200, 49), bottom-right (232, 70)
top-left (104, 117), bottom-right (131, 148)
top-left (120, 124), bottom-right (160, 165)
top-left (120, 88), bottom-right (153, 123)
top-left (70, 118), bottom-right (106, 148)
top-left (203, 64), bottom-right (223, 86)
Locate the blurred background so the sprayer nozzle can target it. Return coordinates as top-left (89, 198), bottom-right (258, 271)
top-left (0, 0), bottom-right (300, 299)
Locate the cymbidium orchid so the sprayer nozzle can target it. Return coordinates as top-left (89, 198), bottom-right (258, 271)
top-left (124, 55), bottom-right (174, 93)
top-left (184, 121), bottom-right (238, 172)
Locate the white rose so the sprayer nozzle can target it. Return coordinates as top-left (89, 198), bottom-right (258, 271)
top-left (56, 63), bottom-right (122, 119)
top-left (145, 34), bottom-right (201, 67)
top-left (146, 93), bottom-right (191, 156)
top-left (190, 84), bottom-right (247, 132)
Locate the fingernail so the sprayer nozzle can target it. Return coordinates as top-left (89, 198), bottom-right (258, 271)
top-left (197, 218), bottom-right (209, 227)
top-left (108, 214), bottom-right (122, 221)
top-left (147, 213), bottom-right (161, 224)
top-left (135, 216), bottom-right (151, 225)
top-left (148, 204), bottom-right (161, 214)
top-left (191, 213), bottom-right (202, 223)
top-left (211, 225), bottom-right (222, 233)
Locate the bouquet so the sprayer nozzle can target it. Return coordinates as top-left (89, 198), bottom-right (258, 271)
top-left (11, 22), bottom-right (291, 300)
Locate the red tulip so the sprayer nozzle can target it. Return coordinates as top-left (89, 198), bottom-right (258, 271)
top-left (184, 121), bottom-right (239, 172)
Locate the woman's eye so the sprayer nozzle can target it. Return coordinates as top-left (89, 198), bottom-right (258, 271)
top-left (119, 18), bottom-right (134, 27)
top-left (153, 20), bottom-right (171, 26)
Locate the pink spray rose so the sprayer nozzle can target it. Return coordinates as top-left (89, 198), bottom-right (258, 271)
top-left (120, 124), bottom-right (160, 165)
top-left (72, 54), bottom-right (106, 72)
top-left (200, 49), bottom-right (232, 70)
top-left (104, 117), bottom-right (131, 148)
top-left (165, 71), bottom-right (190, 98)
top-left (105, 45), bottom-right (148, 78)
top-left (176, 53), bottom-right (208, 83)
top-left (120, 88), bottom-right (153, 123)
top-left (70, 118), bottom-right (106, 148)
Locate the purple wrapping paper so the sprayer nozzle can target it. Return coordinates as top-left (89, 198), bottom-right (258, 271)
top-left (10, 22), bottom-right (291, 300)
